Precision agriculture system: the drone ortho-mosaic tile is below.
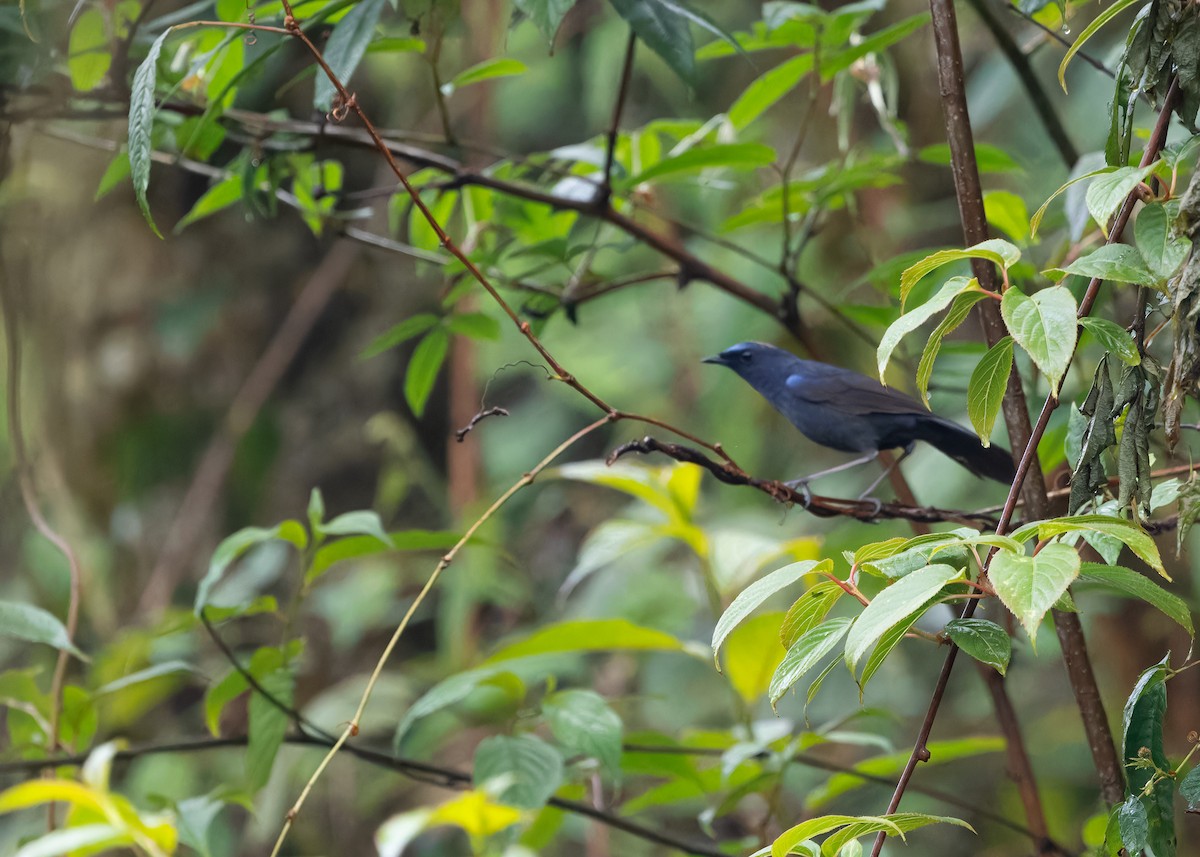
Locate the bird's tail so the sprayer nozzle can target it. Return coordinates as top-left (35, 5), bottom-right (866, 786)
top-left (913, 417), bottom-right (1017, 484)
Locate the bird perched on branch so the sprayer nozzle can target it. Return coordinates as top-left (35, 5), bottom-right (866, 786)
top-left (703, 341), bottom-right (1016, 497)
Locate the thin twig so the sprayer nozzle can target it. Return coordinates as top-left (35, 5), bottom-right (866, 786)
top-left (601, 31), bottom-right (637, 202)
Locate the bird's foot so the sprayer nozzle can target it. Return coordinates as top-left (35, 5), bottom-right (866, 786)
top-left (783, 479), bottom-right (812, 507)
top-left (858, 496), bottom-right (883, 517)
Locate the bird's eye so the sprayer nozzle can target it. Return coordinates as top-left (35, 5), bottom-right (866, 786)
top-left (739, 352), bottom-right (752, 363)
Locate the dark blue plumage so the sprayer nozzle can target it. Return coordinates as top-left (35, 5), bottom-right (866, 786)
top-left (703, 341), bottom-right (1015, 486)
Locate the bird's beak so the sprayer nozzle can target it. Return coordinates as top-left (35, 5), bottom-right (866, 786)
top-left (701, 353), bottom-right (726, 366)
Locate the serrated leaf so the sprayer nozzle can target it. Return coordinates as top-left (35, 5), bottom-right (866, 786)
top-left (1030, 166), bottom-right (1113, 237)
top-left (877, 277), bottom-right (977, 379)
top-left (857, 607), bottom-right (926, 697)
top-left (1076, 563), bottom-right (1192, 636)
top-left (916, 291), bottom-right (987, 406)
top-left (944, 618), bottom-right (1011, 675)
top-left (1117, 796), bottom-right (1149, 853)
top-left (989, 542), bottom-right (1080, 645)
top-left (1135, 202), bottom-right (1192, 283)
top-left (780, 580), bottom-right (845, 648)
top-left (772, 815), bottom-right (904, 857)
top-left (898, 240), bottom-right (1018, 306)
top-left (1010, 515), bottom-right (1166, 579)
top-left (818, 812), bottom-right (974, 857)
top-left (769, 617), bottom-right (852, 709)
top-left (314, 0), bottom-right (387, 110)
top-left (713, 559), bottom-right (830, 665)
top-left (543, 689), bottom-right (622, 773)
top-left (1084, 162), bottom-right (1161, 234)
top-left (1000, 285), bottom-right (1077, 390)
top-left (609, 0), bottom-right (695, 83)
top-left (515, 0), bottom-right (578, 44)
top-left (246, 667), bottom-right (292, 790)
top-left (1045, 245), bottom-right (1157, 289)
top-left (405, 328), bottom-right (449, 417)
top-left (1121, 656), bottom-right (1173, 857)
top-left (1057, 0), bottom-right (1141, 91)
top-left (844, 564), bottom-right (962, 673)
top-left (967, 335), bottom-right (1013, 446)
top-left (1180, 765), bottom-right (1200, 811)
top-left (1079, 316), bottom-right (1140, 365)
top-left (473, 734), bottom-right (564, 809)
top-left (0, 600), bottom-right (88, 660)
top-left (129, 28), bottom-right (171, 238)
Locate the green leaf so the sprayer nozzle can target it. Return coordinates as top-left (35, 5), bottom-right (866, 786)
top-left (95, 660), bottom-right (198, 695)
top-left (0, 825), bottom-right (129, 855)
top-left (983, 190), bottom-right (1031, 244)
top-left (1057, 0), bottom-right (1140, 91)
top-left (1045, 245), bottom-right (1156, 289)
top-left (1085, 162), bottom-right (1161, 234)
top-left (728, 54), bottom-right (814, 131)
top-left (1079, 317), bottom-right (1140, 365)
top-left (989, 542), bottom-right (1080, 645)
top-left (1135, 202), bottom-right (1191, 283)
top-left (1121, 656), bottom-right (1173, 857)
top-left (543, 689), bottom-right (622, 774)
top-left (1030, 166), bottom-right (1113, 237)
top-left (362, 314), bottom-right (440, 359)
top-left (318, 510), bottom-right (393, 548)
top-left (769, 617), bottom-right (852, 710)
top-left (0, 600), bottom-right (88, 660)
top-left (194, 521), bottom-right (308, 613)
top-left (718, 612), bottom-right (787, 704)
top-left (944, 618), bottom-right (1011, 675)
top-left (473, 734), bottom-right (564, 809)
top-left (246, 667), bottom-right (293, 791)
top-left (916, 291), bottom-right (988, 406)
top-left (445, 312), bottom-right (500, 340)
top-left (1180, 765), bottom-right (1200, 811)
top-left (405, 327), bottom-right (450, 417)
top-left (485, 619), bottom-right (689, 663)
top-left (175, 175), bottom-right (242, 232)
top-left (204, 669), bottom-right (248, 736)
top-left (314, 0), bottom-right (387, 110)
top-left (917, 143), bottom-right (1021, 174)
top-left (856, 607), bottom-right (926, 696)
top-left (68, 9), bottom-right (111, 92)
top-left (713, 559), bottom-right (831, 665)
top-left (129, 28), bottom-right (171, 238)
top-left (820, 12), bottom-right (930, 81)
top-left (819, 812), bottom-right (975, 857)
top-left (625, 143), bottom-right (776, 186)
top-left (844, 564), bottom-right (962, 674)
top-left (95, 150), bottom-right (132, 201)
top-left (877, 277), bottom-right (977, 378)
top-left (999, 285), bottom-right (1077, 390)
top-left (1117, 796), bottom-right (1149, 854)
top-left (967, 336), bottom-right (1014, 446)
top-left (772, 815), bottom-right (904, 857)
top-left (443, 58), bottom-right (528, 96)
top-left (898, 240), bottom-right (1018, 306)
top-left (515, 0), bottom-right (578, 44)
top-left (1076, 563), bottom-right (1192, 636)
top-left (1010, 515), bottom-right (1166, 579)
top-left (609, 0), bottom-right (694, 83)
top-left (780, 580), bottom-right (845, 648)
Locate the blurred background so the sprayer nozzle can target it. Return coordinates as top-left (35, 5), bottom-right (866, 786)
top-left (1, 0), bottom-right (1198, 853)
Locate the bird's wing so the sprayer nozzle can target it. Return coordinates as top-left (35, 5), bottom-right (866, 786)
top-left (785, 368), bottom-right (928, 416)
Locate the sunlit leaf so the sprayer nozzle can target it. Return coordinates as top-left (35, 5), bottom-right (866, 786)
top-left (898, 241), bottom-right (1018, 306)
top-left (713, 559), bottom-right (830, 665)
top-left (967, 335), bottom-right (1013, 446)
top-left (877, 277), bottom-right (977, 378)
top-left (989, 542), bottom-right (1080, 646)
top-left (769, 617), bottom-right (851, 709)
top-left (999, 285), bottom-right (1077, 390)
top-left (844, 564), bottom-right (962, 673)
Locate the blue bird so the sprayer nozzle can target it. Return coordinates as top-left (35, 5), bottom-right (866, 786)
top-left (703, 341), bottom-right (1015, 496)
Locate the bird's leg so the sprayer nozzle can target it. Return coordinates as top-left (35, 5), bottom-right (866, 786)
top-left (857, 444), bottom-right (915, 500)
top-left (784, 451), bottom-right (880, 491)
